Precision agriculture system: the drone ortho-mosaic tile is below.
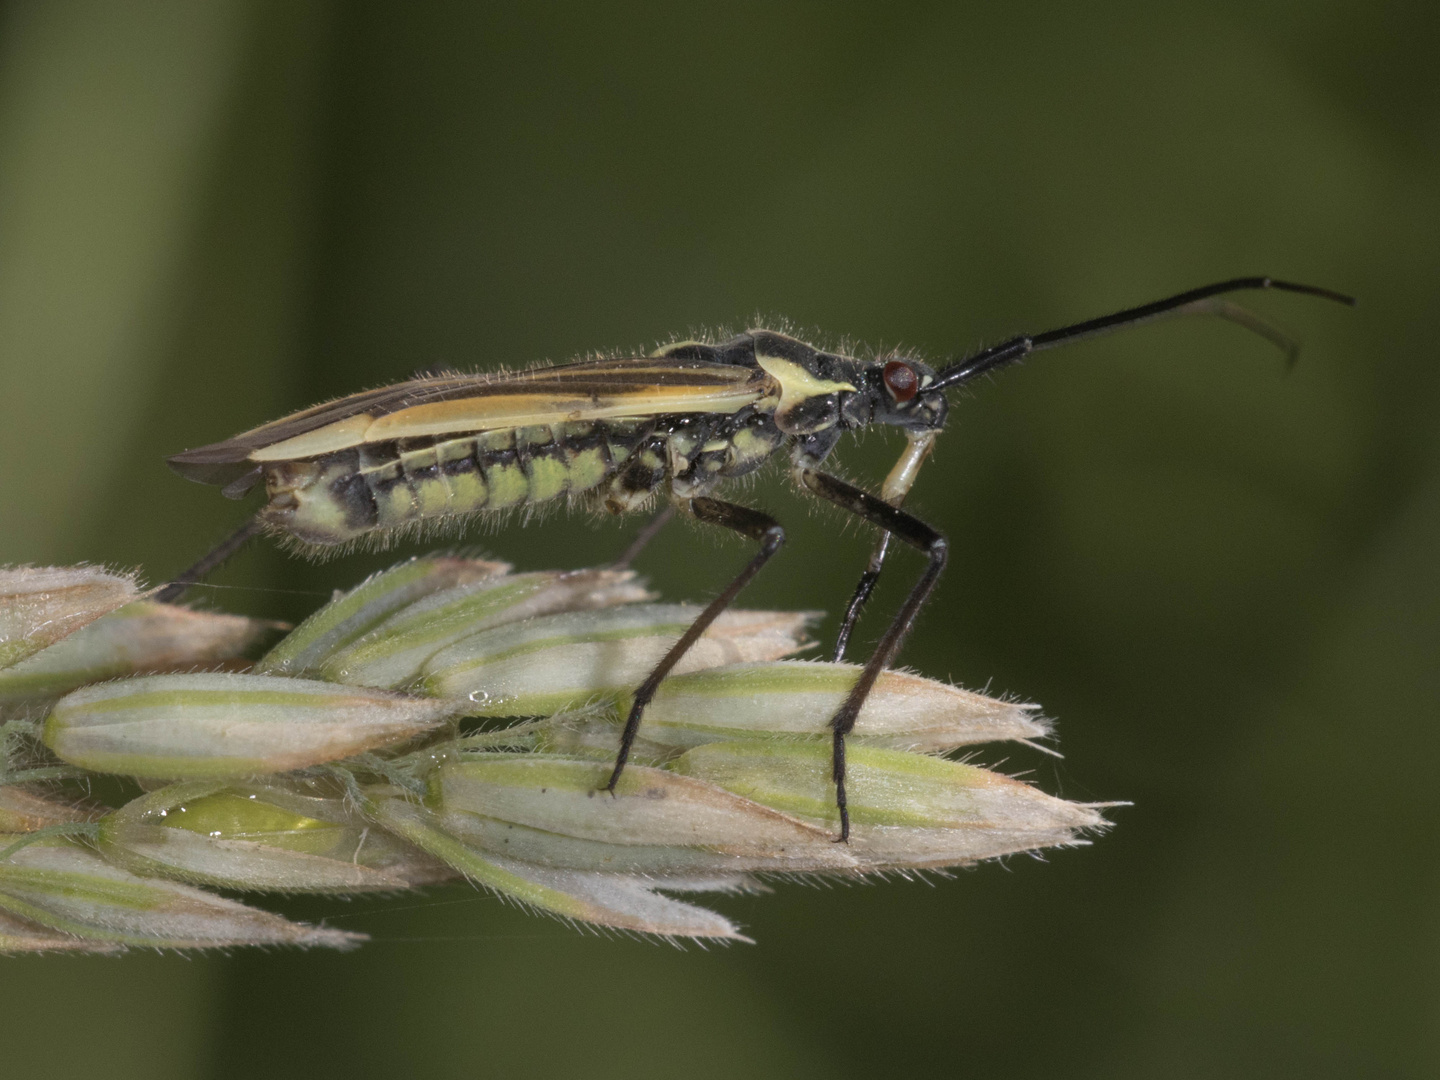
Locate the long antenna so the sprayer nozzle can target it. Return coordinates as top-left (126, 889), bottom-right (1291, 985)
top-left (931, 277), bottom-right (1355, 391)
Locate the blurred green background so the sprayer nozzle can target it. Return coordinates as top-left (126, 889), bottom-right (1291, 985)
top-left (1, 1), bottom-right (1436, 1076)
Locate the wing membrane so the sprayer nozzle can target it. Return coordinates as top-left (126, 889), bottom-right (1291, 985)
top-left (169, 358), bottom-right (772, 483)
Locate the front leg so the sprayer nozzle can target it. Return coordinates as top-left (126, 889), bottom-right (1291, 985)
top-left (829, 433), bottom-right (935, 662)
top-left (832, 532), bottom-right (892, 663)
top-left (605, 497), bottom-right (785, 792)
top-left (799, 469), bottom-right (949, 841)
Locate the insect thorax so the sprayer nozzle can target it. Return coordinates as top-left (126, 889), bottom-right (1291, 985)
top-left (259, 407), bottom-right (787, 546)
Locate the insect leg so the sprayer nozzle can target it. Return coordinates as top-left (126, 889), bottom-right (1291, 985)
top-left (799, 469), bottom-right (948, 841)
top-left (611, 505), bottom-right (676, 569)
top-left (830, 433), bottom-right (935, 662)
top-left (153, 516), bottom-right (265, 604)
top-left (605, 497), bottom-right (785, 793)
top-left (832, 533), bottom-right (891, 662)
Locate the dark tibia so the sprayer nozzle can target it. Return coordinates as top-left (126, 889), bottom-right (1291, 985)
top-left (831, 530), bottom-right (893, 663)
top-left (604, 497), bottom-right (785, 793)
top-left (153, 517), bottom-right (264, 605)
top-left (612, 505), bottom-right (676, 570)
top-left (800, 470), bottom-right (949, 841)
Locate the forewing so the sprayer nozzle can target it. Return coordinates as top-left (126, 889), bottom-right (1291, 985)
top-left (168, 358), bottom-right (773, 484)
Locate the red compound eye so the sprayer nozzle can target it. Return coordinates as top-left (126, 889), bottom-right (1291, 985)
top-left (882, 360), bottom-right (919, 402)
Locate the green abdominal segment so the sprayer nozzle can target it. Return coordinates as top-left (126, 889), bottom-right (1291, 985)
top-left (255, 400), bottom-right (791, 547)
top-left (259, 420), bottom-right (655, 545)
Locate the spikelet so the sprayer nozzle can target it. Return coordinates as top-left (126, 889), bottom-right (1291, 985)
top-left (1, 555), bottom-right (1112, 950)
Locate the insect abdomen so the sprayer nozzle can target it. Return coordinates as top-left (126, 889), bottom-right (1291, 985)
top-left (262, 422), bottom-right (628, 545)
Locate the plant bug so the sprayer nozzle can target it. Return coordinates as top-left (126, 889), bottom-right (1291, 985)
top-left (163, 277), bottom-right (1353, 840)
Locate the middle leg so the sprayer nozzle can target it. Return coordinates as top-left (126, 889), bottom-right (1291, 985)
top-left (611, 504), bottom-right (676, 569)
top-left (830, 433), bottom-right (935, 662)
top-left (832, 531), bottom-right (892, 662)
top-left (605, 496), bottom-right (785, 792)
top-left (800, 469), bottom-right (949, 841)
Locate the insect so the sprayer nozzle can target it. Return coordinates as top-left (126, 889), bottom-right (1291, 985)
top-left (163, 277), bottom-right (1353, 840)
